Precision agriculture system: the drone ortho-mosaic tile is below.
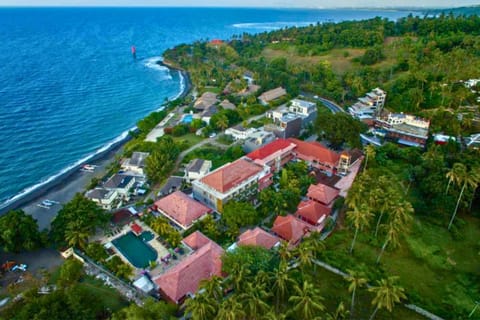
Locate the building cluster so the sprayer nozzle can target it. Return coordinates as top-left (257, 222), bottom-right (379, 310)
top-left (85, 152), bottom-right (149, 210)
top-left (348, 87), bottom-right (386, 119)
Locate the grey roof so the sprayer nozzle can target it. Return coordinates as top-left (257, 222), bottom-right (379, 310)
top-left (159, 176), bottom-right (183, 195)
top-left (201, 105), bottom-right (218, 117)
top-left (129, 152), bottom-right (149, 167)
top-left (186, 159), bottom-right (206, 173)
top-left (86, 188), bottom-right (111, 200)
top-left (104, 174), bottom-right (134, 189)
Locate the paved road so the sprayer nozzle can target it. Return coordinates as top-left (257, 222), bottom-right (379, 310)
top-left (318, 97), bottom-right (345, 114)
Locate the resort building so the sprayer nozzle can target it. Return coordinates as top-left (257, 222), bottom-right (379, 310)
top-left (289, 138), bottom-right (343, 175)
top-left (229, 227), bottom-right (281, 251)
top-left (121, 152), bottom-right (149, 176)
top-left (201, 105), bottom-right (218, 125)
top-left (242, 130), bottom-right (276, 153)
top-left (154, 191), bottom-right (212, 230)
top-left (194, 92), bottom-right (218, 112)
top-left (103, 174), bottom-right (136, 201)
top-left (153, 231), bottom-right (224, 304)
top-left (245, 138), bottom-right (296, 172)
top-left (158, 176), bottom-right (184, 197)
top-left (225, 125), bottom-right (258, 141)
top-left (349, 88), bottom-right (387, 119)
top-left (192, 158), bottom-right (272, 213)
top-left (219, 99), bottom-right (236, 110)
top-left (85, 188), bottom-right (118, 211)
top-left (266, 99), bottom-right (317, 128)
top-left (307, 183), bottom-right (340, 207)
top-left (375, 113), bottom-right (430, 148)
top-left (271, 214), bottom-right (313, 246)
top-left (295, 200), bottom-right (331, 230)
top-left (258, 87), bottom-right (287, 105)
top-left (185, 159), bottom-right (212, 182)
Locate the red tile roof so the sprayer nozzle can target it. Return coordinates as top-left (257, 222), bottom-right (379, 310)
top-left (271, 215), bottom-right (312, 244)
top-left (183, 231), bottom-right (212, 250)
top-left (295, 200), bottom-right (331, 226)
top-left (131, 223), bottom-right (143, 235)
top-left (289, 138), bottom-right (340, 167)
top-left (237, 227), bottom-right (280, 249)
top-left (200, 159), bottom-right (263, 193)
top-left (154, 232), bottom-right (224, 303)
top-left (246, 139), bottom-right (294, 161)
top-left (307, 183), bottom-right (340, 206)
top-left (154, 191), bottom-right (212, 229)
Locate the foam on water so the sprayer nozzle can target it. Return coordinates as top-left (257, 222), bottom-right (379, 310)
top-left (144, 56), bottom-right (173, 80)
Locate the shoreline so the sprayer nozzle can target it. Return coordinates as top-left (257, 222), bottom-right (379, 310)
top-left (0, 58), bottom-right (192, 228)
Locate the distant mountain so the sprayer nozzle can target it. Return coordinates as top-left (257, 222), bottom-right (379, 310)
top-left (423, 5), bottom-right (480, 16)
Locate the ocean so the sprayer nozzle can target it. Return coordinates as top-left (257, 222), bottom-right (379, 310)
top-left (0, 7), bottom-right (414, 209)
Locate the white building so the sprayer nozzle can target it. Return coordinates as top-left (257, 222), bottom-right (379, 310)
top-left (121, 152), bottom-right (149, 176)
top-left (349, 88), bottom-right (387, 119)
top-left (104, 174), bottom-right (136, 201)
top-left (185, 159), bottom-right (213, 182)
top-left (85, 188), bottom-right (119, 211)
top-left (225, 125), bottom-right (258, 141)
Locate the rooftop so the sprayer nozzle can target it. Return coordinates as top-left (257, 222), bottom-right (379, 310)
top-left (186, 159), bottom-right (211, 174)
top-left (237, 227), bottom-right (280, 249)
top-left (289, 138), bottom-right (340, 167)
top-left (259, 87), bottom-right (287, 103)
top-left (153, 231), bottom-right (223, 303)
top-left (307, 183), bottom-right (340, 205)
top-left (199, 158), bottom-right (264, 193)
top-left (296, 200), bottom-right (331, 226)
top-left (85, 188), bottom-right (114, 200)
top-left (194, 92), bottom-right (218, 110)
top-left (125, 152), bottom-right (149, 168)
top-left (154, 191), bottom-right (212, 229)
top-left (104, 174), bottom-right (134, 190)
top-left (271, 215), bottom-right (312, 244)
top-left (159, 176), bottom-right (184, 196)
top-left (246, 139), bottom-right (294, 161)
top-left (219, 99), bottom-right (236, 110)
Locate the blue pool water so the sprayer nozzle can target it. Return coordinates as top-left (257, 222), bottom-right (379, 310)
top-left (112, 231), bottom-right (157, 269)
top-left (182, 114), bottom-right (194, 124)
top-left (0, 8), bottom-right (416, 208)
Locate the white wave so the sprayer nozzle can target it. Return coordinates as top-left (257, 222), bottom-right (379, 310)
top-left (143, 56), bottom-right (173, 80)
top-left (232, 21), bottom-right (316, 30)
top-left (169, 70), bottom-right (186, 102)
top-left (0, 127), bottom-right (135, 211)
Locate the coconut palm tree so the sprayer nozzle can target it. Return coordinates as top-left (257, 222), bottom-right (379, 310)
top-left (326, 301), bottom-right (349, 320)
top-left (446, 163), bottom-right (465, 195)
top-left (368, 276), bottom-right (406, 320)
top-left (376, 201), bottom-right (413, 264)
top-left (216, 296), bottom-right (246, 320)
top-left (346, 204), bottom-right (373, 254)
top-left (199, 275), bottom-right (223, 301)
top-left (227, 265), bottom-right (251, 293)
top-left (271, 262), bottom-right (294, 313)
top-left (294, 240), bottom-right (314, 273)
top-left (345, 269), bottom-right (368, 319)
top-left (216, 114), bottom-right (229, 131)
top-left (364, 144), bottom-right (376, 170)
top-left (448, 166), bottom-right (480, 230)
top-left (277, 241), bottom-right (292, 263)
top-left (184, 294), bottom-right (217, 320)
top-left (239, 282), bottom-right (271, 319)
top-left (288, 281), bottom-right (325, 320)
top-left (65, 221), bottom-right (90, 249)
top-left (374, 190), bottom-right (400, 238)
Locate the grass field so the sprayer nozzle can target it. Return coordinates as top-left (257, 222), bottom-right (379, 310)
top-left (172, 133), bottom-right (205, 148)
top-left (322, 214), bottom-right (480, 319)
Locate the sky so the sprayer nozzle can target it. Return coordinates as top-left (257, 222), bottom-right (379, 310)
top-left (0, 0), bottom-right (479, 8)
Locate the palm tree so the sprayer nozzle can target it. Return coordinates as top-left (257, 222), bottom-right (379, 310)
top-left (239, 282), bottom-right (271, 319)
top-left (446, 163), bottom-right (465, 195)
top-left (345, 269), bottom-right (368, 318)
top-left (374, 190), bottom-right (400, 238)
top-left (184, 294), bottom-right (217, 320)
top-left (216, 114), bottom-right (229, 131)
top-left (448, 166), bottom-right (480, 230)
top-left (227, 265), bottom-right (250, 293)
top-left (277, 241), bottom-right (292, 263)
top-left (364, 144), bottom-right (376, 170)
top-left (346, 204), bottom-right (373, 254)
top-left (368, 276), bottom-right (406, 320)
top-left (215, 296), bottom-right (246, 320)
top-left (271, 262), bottom-right (294, 313)
top-left (65, 221), bottom-right (90, 249)
top-left (376, 202), bottom-right (413, 264)
top-left (294, 240), bottom-right (314, 273)
top-left (288, 281), bottom-right (325, 320)
top-left (199, 276), bottom-right (223, 301)
top-left (326, 301), bottom-right (349, 320)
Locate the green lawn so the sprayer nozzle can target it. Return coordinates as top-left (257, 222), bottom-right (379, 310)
top-left (314, 267), bottom-right (425, 320)
top-left (79, 276), bottom-right (128, 312)
top-left (172, 133), bottom-right (205, 148)
top-left (322, 215), bottom-right (480, 319)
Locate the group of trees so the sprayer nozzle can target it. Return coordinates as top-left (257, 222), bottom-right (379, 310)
top-left (315, 112), bottom-right (366, 149)
top-left (144, 136), bottom-right (181, 183)
top-left (0, 209), bottom-right (43, 253)
top-left (143, 215), bottom-right (182, 248)
top-left (184, 236), bottom-right (407, 320)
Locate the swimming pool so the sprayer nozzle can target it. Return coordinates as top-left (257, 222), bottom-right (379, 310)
top-left (140, 231), bottom-right (155, 242)
top-left (112, 232), bottom-right (158, 269)
top-left (182, 114), bottom-right (193, 124)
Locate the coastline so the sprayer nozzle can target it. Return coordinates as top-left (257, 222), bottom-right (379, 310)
top-left (0, 59), bottom-right (192, 230)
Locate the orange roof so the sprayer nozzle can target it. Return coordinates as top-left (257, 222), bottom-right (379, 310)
top-left (131, 223), bottom-right (143, 235)
top-left (296, 200), bottom-right (331, 226)
top-left (237, 227), bottom-right (280, 249)
top-left (154, 234), bottom-right (224, 303)
top-left (183, 231), bottom-right (212, 250)
top-left (200, 159), bottom-right (263, 193)
top-left (289, 138), bottom-right (340, 167)
top-left (271, 215), bottom-right (312, 244)
top-left (246, 139), bottom-right (295, 161)
top-left (307, 183), bottom-right (339, 206)
top-left (154, 191), bottom-right (211, 229)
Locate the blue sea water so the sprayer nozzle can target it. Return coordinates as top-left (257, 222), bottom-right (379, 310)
top-left (0, 7), bottom-right (415, 207)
